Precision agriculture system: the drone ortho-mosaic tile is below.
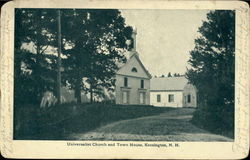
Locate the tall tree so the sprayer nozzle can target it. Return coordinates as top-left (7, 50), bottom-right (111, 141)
top-left (61, 9), bottom-right (132, 103)
top-left (167, 72), bottom-right (172, 77)
top-left (14, 9), bottom-right (58, 105)
top-left (187, 10), bottom-right (235, 133)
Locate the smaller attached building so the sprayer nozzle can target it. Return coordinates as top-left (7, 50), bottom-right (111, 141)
top-left (150, 77), bottom-right (197, 108)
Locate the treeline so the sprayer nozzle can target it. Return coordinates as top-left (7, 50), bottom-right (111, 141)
top-left (14, 9), bottom-right (133, 105)
top-left (154, 72), bottom-right (184, 78)
top-left (186, 10), bottom-right (235, 138)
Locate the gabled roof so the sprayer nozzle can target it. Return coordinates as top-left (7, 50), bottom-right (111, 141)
top-left (132, 53), bottom-right (152, 79)
top-left (117, 51), bottom-right (152, 79)
top-left (150, 76), bottom-right (188, 91)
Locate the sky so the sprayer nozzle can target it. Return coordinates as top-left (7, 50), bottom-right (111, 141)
top-left (120, 9), bottom-right (209, 76)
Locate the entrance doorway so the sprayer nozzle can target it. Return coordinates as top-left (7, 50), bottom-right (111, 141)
top-left (122, 91), bottom-right (129, 104)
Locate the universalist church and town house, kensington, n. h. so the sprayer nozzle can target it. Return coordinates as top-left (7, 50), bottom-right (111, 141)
top-left (42, 28), bottom-right (197, 108)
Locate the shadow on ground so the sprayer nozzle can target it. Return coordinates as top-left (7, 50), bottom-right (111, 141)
top-left (69, 108), bottom-right (233, 141)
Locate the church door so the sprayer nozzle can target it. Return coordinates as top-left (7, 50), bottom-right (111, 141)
top-left (122, 91), bottom-right (129, 104)
top-left (139, 92), bottom-right (146, 104)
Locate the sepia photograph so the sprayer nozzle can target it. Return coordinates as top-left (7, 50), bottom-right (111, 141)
top-left (13, 8), bottom-right (235, 142)
top-left (0, 0), bottom-right (249, 159)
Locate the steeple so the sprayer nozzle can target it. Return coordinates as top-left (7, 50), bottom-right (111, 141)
top-left (124, 27), bottom-right (138, 60)
top-left (131, 27), bottom-right (137, 51)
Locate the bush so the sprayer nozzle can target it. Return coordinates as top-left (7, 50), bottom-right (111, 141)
top-left (191, 104), bottom-right (234, 138)
top-left (14, 104), bottom-right (40, 139)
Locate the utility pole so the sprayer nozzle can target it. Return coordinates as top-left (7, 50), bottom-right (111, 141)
top-left (57, 9), bottom-right (62, 104)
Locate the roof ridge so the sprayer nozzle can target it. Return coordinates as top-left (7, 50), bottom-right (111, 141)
top-left (150, 76), bottom-right (188, 91)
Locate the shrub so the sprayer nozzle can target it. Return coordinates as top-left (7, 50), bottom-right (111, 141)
top-left (14, 104), bottom-right (40, 139)
top-left (191, 104), bottom-right (234, 138)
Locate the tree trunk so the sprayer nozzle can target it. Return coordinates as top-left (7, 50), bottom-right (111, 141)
top-left (35, 12), bottom-right (43, 104)
top-left (35, 41), bottom-right (42, 104)
top-left (90, 83), bottom-right (93, 103)
top-left (75, 77), bottom-right (81, 104)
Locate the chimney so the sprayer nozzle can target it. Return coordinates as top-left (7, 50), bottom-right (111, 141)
top-left (132, 27), bottom-right (137, 51)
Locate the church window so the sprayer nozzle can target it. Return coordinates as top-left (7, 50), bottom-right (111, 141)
top-left (131, 67), bottom-right (137, 72)
top-left (140, 80), bottom-right (144, 89)
top-left (124, 77), bottom-right (128, 87)
top-left (187, 94), bottom-right (191, 103)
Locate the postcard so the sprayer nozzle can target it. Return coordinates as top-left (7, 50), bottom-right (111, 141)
top-left (0, 0), bottom-right (249, 159)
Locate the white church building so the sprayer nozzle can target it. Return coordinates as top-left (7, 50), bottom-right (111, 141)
top-left (115, 29), bottom-right (151, 105)
top-left (150, 76), bottom-right (197, 108)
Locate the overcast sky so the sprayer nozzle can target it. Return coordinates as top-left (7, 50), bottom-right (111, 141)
top-left (120, 9), bottom-right (209, 76)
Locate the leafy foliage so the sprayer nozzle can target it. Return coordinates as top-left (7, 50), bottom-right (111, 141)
top-left (186, 10), bottom-right (235, 137)
top-left (167, 72), bottom-right (172, 77)
top-left (14, 9), bottom-right (58, 105)
top-left (60, 9), bottom-right (132, 103)
top-left (14, 9), bottom-right (131, 105)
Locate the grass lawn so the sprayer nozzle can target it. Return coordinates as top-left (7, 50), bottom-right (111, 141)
top-left (14, 103), bottom-right (176, 140)
top-left (14, 103), bottom-right (233, 141)
top-left (69, 108), bottom-right (233, 141)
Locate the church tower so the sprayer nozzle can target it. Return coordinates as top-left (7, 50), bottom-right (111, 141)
top-left (115, 28), bottom-right (151, 105)
top-left (125, 28), bottom-right (139, 59)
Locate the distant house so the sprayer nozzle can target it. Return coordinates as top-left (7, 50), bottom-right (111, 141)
top-left (115, 29), bottom-right (151, 105)
top-left (150, 77), bottom-right (197, 107)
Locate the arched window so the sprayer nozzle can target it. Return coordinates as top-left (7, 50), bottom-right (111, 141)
top-left (131, 67), bottom-right (137, 72)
